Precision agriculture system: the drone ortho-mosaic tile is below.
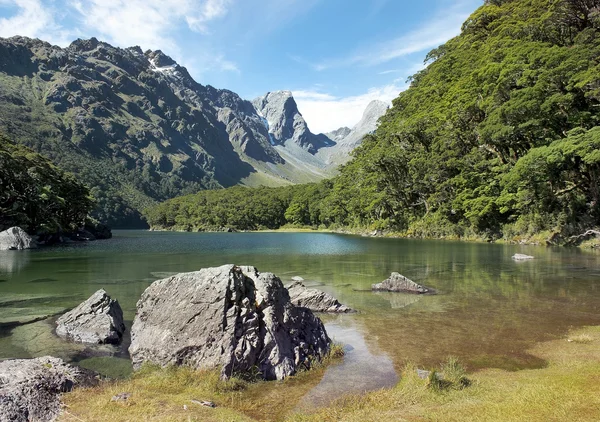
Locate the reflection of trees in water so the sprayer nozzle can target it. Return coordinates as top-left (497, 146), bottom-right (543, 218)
top-left (0, 251), bottom-right (30, 274)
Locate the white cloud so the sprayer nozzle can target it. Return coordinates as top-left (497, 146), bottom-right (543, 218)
top-left (0, 0), bottom-right (72, 46)
top-left (69, 0), bottom-right (230, 50)
top-left (294, 83), bottom-right (404, 134)
top-left (313, 0), bottom-right (475, 70)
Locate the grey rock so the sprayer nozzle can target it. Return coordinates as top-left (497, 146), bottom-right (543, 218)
top-left (0, 356), bottom-right (96, 422)
top-left (512, 253), bottom-right (534, 260)
top-left (129, 265), bottom-right (331, 380)
top-left (291, 276), bottom-right (304, 282)
top-left (317, 100), bottom-right (389, 166)
top-left (56, 289), bottom-right (125, 344)
top-left (287, 281), bottom-right (354, 313)
top-left (252, 91), bottom-right (333, 153)
top-left (372, 272), bottom-right (436, 294)
top-left (0, 227), bottom-right (37, 251)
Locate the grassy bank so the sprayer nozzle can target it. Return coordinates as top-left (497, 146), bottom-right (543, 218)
top-left (61, 326), bottom-right (600, 421)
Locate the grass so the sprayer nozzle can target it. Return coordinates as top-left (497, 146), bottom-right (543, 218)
top-left (60, 328), bottom-right (600, 421)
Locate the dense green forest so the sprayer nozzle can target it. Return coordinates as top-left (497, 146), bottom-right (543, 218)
top-left (0, 133), bottom-right (95, 234)
top-left (147, 0), bottom-right (600, 242)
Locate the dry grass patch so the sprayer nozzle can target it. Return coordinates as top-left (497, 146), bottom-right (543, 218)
top-left (288, 326), bottom-right (600, 422)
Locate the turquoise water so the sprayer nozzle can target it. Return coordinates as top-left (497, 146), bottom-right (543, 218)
top-left (1, 230), bottom-right (600, 400)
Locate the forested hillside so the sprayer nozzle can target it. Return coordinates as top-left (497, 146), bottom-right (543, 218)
top-left (0, 134), bottom-right (94, 234)
top-left (147, 0), bottom-right (600, 242)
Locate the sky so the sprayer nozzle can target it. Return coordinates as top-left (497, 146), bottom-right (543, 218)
top-left (0, 0), bottom-right (483, 133)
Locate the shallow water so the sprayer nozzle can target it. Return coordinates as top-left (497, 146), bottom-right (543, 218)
top-left (1, 231), bottom-right (600, 403)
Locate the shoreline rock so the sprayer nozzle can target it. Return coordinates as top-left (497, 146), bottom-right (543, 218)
top-left (372, 272), bottom-right (436, 294)
top-left (129, 265), bottom-right (331, 380)
top-left (56, 289), bottom-right (125, 344)
top-left (0, 356), bottom-right (97, 422)
top-left (0, 227), bottom-right (37, 251)
top-left (286, 281), bottom-right (355, 313)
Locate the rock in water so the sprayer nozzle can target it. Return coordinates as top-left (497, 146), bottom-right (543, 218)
top-left (512, 253), bottom-right (534, 260)
top-left (372, 272), bottom-right (435, 294)
top-left (129, 265), bottom-right (331, 380)
top-left (287, 281), bottom-right (354, 313)
top-left (0, 356), bottom-right (96, 422)
top-left (0, 227), bottom-right (37, 251)
top-left (56, 289), bottom-right (125, 344)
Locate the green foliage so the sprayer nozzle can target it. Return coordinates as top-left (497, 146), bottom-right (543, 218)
top-left (147, 0), bottom-right (600, 241)
top-left (0, 133), bottom-right (94, 233)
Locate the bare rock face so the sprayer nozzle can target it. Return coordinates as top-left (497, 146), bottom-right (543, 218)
top-left (0, 356), bottom-right (96, 422)
top-left (287, 281), bottom-right (354, 313)
top-left (129, 265), bottom-right (331, 380)
top-left (56, 289), bottom-right (125, 344)
top-left (372, 272), bottom-right (435, 294)
top-left (0, 227), bottom-right (37, 251)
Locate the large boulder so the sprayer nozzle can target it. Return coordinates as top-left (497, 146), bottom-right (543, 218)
top-left (0, 356), bottom-right (96, 422)
top-left (372, 272), bottom-right (435, 294)
top-left (129, 265), bottom-right (331, 380)
top-left (0, 227), bottom-right (37, 251)
top-left (287, 281), bottom-right (354, 313)
top-left (56, 289), bottom-right (125, 344)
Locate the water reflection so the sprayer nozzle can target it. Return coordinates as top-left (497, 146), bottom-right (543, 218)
top-left (0, 251), bottom-right (30, 274)
top-left (297, 317), bottom-right (398, 409)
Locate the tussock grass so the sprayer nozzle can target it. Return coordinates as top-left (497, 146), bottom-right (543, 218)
top-left (61, 330), bottom-right (600, 421)
top-left (61, 345), bottom-right (345, 422)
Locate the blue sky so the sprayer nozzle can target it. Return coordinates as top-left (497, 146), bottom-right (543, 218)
top-left (0, 0), bottom-right (482, 132)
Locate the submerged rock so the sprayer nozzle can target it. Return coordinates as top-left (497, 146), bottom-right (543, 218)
top-left (0, 356), bottom-right (96, 422)
top-left (56, 289), bottom-right (125, 344)
top-left (0, 227), bottom-right (37, 251)
top-left (286, 281), bottom-right (355, 313)
top-left (129, 265), bottom-right (331, 380)
top-left (512, 253), bottom-right (534, 260)
top-left (372, 272), bottom-right (435, 294)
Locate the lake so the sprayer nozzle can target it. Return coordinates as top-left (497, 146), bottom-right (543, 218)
top-left (1, 230), bottom-right (599, 404)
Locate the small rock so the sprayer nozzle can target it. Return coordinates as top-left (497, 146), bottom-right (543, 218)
top-left (287, 281), bottom-right (355, 313)
top-left (0, 356), bottom-right (96, 422)
top-left (291, 276), bottom-right (304, 282)
top-left (191, 399), bottom-right (216, 408)
top-left (111, 392), bottom-right (131, 402)
top-left (56, 289), bottom-right (125, 344)
top-left (372, 272), bottom-right (435, 294)
top-left (512, 254), bottom-right (534, 260)
top-left (0, 227), bottom-right (37, 251)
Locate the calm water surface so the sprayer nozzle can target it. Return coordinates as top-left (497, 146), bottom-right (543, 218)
top-left (1, 231), bottom-right (599, 403)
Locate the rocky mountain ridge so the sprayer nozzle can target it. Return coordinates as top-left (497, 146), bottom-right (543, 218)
top-left (0, 36), bottom-right (389, 226)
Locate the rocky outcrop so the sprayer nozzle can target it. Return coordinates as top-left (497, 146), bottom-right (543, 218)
top-left (0, 356), bottom-right (96, 422)
top-left (56, 289), bottom-right (125, 344)
top-left (129, 265), bottom-right (331, 380)
top-left (512, 254), bottom-right (534, 260)
top-left (252, 91), bottom-right (333, 153)
top-left (0, 227), bottom-right (37, 251)
top-left (287, 281), bottom-right (354, 313)
top-left (372, 272), bottom-right (435, 294)
top-left (317, 100), bottom-right (389, 166)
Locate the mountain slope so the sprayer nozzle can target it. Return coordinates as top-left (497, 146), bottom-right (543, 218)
top-left (317, 100), bottom-right (389, 166)
top-left (0, 36), bottom-right (388, 227)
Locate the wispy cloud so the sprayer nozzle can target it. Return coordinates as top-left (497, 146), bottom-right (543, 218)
top-left (69, 0), bottom-right (230, 51)
top-left (313, 0), bottom-right (474, 70)
top-left (378, 69), bottom-right (400, 75)
top-left (0, 0), bottom-right (72, 46)
top-left (294, 83), bottom-right (404, 133)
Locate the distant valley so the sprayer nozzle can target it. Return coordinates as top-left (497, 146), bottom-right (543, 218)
top-left (0, 36), bottom-right (387, 227)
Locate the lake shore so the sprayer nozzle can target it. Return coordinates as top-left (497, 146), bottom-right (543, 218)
top-left (60, 325), bottom-right (600, 421)
top-left (148, 225), bottom-right (600, 249)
